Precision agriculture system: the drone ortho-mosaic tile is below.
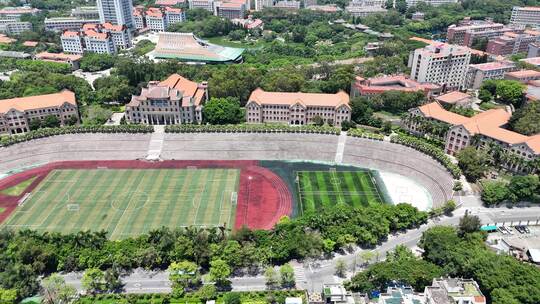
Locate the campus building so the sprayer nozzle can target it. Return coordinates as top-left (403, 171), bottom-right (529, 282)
top-left (0, 90), bottom-right (79, 135)
top-left (351, 75), bottom-right (442, 98)
top-left (215, 0), bottom-right (246, 19)
top-left (125, 74), bottom-right (208, 125)
top-left (34, 52), bottom-right (83, 70)
top-left (465, 61), bottom-right (516, 89)
top-left (134, 6), bottom-right (185, 31)
top-left (61, 23), bottom-right (132, 54)
top-left (409, 44), bottom-right (471, 90)
top-left (345, 5), bottom-right (387, 17)
top-left (425, 278), bottom-right (486, 304)
top-left (510, 6), bottom-right (540, 28)
top-left (273, 0), bottom-right (301, 10)
top-left (254, 0), bottom-right (273, 11)
top-left (155, 0), bottom-right (186, 6)
top-left (153, 32), bottom-right (243, 63)
top-left (44, 17), bottom-right (100, 32)
top-left (97, 0), bottom-right (135, 30)
top-left (71, 6), bottom-right (100, 19)
top-left (486, 31), bottom-right (540, 56)
top-left (246, 88), bottom-right (351, 127)
top-left (0, 6), bottom-right (40, 21)
top-left (0, 20), bottom-right (31, 35)
top-left (504, 70), bottom-right (540, 83)
top-left (406, 0), bottom-right (457, 7)
top-left (529, 42), bottom-right (540, 58)
top-left (447, 20), bottom-right (505, 46)
top-left (520, 56), bottom-right (540, 67)
top-left (189, 0), bottom-right (215, 12)
top-left (406, 102), bottom-right (540, 172)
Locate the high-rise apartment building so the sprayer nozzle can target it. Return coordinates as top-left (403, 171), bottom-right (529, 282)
top-left (61, 23), bottom-right (131, 54)
top-left (97, 0), bottom-right (135, 30)
top-left (510, 6), bottom-right (540, 28)
top-left (409, 44), bottom-right (471, 90)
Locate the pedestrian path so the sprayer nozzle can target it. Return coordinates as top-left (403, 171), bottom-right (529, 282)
top-left (292, 262), bottom-right (308, 290)
top-left (146, 125), bottom-right (164, 161)
top-left (334, 131), bottom-right (347, 163)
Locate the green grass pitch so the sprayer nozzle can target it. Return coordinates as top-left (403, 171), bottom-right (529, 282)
top-left (2, 168), bottom-right (240, 239)
top-left (297, 170), bottom-right (384, 213)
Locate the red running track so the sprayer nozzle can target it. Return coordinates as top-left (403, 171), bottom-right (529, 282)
top-left (0, 160), bottom-right (293, 230)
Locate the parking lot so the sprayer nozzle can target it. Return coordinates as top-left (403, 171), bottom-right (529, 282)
top-left (487, 225), bottom-right (540, 264)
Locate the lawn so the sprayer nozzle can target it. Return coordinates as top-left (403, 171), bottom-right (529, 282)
top-left (297, 170), bottom-right (384, 213)
top-left (0, 176), bottom-right (36, 196)
top-left (2, 168), bottom-right (240, 239)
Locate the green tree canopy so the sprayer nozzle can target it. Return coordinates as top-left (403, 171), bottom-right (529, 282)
top-left (203, 97), bottom-right (244, 125)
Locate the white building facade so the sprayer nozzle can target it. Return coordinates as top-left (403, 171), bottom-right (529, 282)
top-left (510, 6), bottom-right (540, 28)
top-left (409, 44), bottom-right (471, 90)
top-left (97, 0), bottom-right (135, 29)
top-left (246, 88), bottom-right (351, 127)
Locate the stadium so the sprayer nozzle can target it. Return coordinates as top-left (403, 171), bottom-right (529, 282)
top-left (0, 132), bottom-right (454, 239)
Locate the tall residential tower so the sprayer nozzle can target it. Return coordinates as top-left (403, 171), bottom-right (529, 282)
top-left (97, 0), bottom-right (135, 29)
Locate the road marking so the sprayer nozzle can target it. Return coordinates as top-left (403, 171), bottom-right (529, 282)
top-left (334, 131), bottom-right (347, 164)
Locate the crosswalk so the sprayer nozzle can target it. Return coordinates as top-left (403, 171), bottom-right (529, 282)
top-left (292, 262), bottom-right (308, 289)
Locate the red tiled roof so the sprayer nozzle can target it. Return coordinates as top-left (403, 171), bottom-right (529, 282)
top-left (435, 91), bottom-right (471, 104)
top-left (248, 88), bottom-right (350, 108)
top-left (417, 102), bottom-right (470, 125)
top-left (22, 41), bottom-right (38, 47)
top-left (505, 70), bottom-right (540, 79)
top-left (469, 61), bottom-right (515, 72)
top-left (0, 90), bottom-right (76, 114)
top-left (35, 52), bottom-right (82, 62)
top-left (84, 29), bottom-right (108, 39)
top-left (102, 22), bottom-right (124, 31)
top-left (61, 30), bottom-right (80, 37)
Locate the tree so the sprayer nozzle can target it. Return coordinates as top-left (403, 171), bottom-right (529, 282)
top-left (312, 115), bottom-right (324, 126)
top-left (0, 289), bottom-right (17, 304)
top-left (83, 104), bottom-right (112, 125)
top-left (81, 268), bottom-right (105, 294)
top-left (80, 53), bottom-right (116, 72)
top-left (208, 259), bottom-right (231, 287)
top-left (65, 115), bottom-right (78, 126)
top-left (168, 261), bottom-right (200, 293)
top-left (264, 267), bottom-right (279, 290)
top-left (104, 267), bottom-right (122, 292)
top-left (196, 284), bottom-right (217, 301)
top-left (495, 80), bottom-right (524, 107)
top-left (93, 75), bottom-right (135, 104)
top-left (228, 29), bottom-right (245, 41)
top-left (478, 89), bottom-right (492, 103)
top-left (510, 102), bottom-right (540, 136)
top-left (335, 258), bottom-right (346, 278)
top-left (223, 292), bottom-right (241, 304)
top-left (442, 200), bottom-right (456, 215)
top-left (203, 97), bottom-right (244, 125)
top-left (458, 214), bottom-right (481, 235)
top-left (507, 175), bottom-right (539, 202)
top-left (41, 274), bottom-right (77, 304)
top-left (42, 115), bottom-right (60, 128)
top-left (456, 147), bottom-right (491, 182)
top-left (480, 180), bottom-right (509, 205)
top-left (29, 118), bottom-right (42, 131)
top-left (279, 264), bottom-right (295, 289)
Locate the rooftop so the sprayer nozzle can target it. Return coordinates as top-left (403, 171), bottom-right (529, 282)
top-left (354, 75), bottom-right (441, 94)
top-left (0, 90), bottom-right (76, 114)
top-left (35, 52), bottom-right (83, 62)
top-left (128, 74), bottom-right (205, 108)
top-left (22, 41), bottom-right (38, 47)
top-left (469, 61), bottom-right (515, 71)
top-left (435, 91), bottom-right (472, 104)
top-left (0, 50), bottom-right (31, 59)
top-left (506, 70), bottom-right (540, 79)
top-left (520, 57), bottom-right (540, 66)
top-left (248, 88), bottom-right (350, 108)
top-left (417, 102), bottom-right (540, 153)
top-left (154, 32), bottom-right (243, 63)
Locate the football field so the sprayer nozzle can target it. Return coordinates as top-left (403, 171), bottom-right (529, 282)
top-left (2, 168), bottom-right (240, 239)
top-left (297, 169), bottom-right (384, 213)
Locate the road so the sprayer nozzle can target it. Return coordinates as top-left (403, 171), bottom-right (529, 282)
top-left (61, 202), bottom-right (540, 294)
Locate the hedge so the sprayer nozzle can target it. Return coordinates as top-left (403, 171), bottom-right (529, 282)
top-left (390, 134), bottom-right (462, 178)
top-left (347, 128), bottom-right (385, 141)
top-left (75, 290), bottom-right (305, 304)
top-left (0, 125), bottom-right (154, 147)
top-left (165, 124), bottom-right (341, 135)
